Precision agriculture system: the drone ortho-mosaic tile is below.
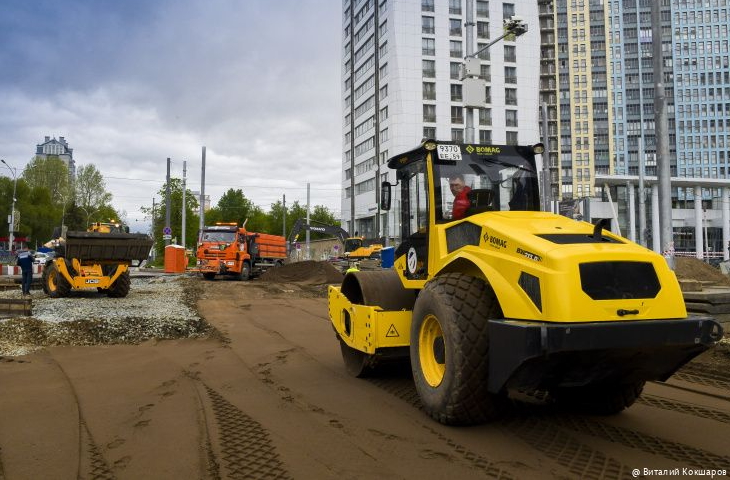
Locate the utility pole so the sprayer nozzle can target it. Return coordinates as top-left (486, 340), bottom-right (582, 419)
top-left (165, 157), bottom-right (171, 246)
top-left (651, 0), bottom-right (674, 267)
top-left (306, 183), bottom-right (311, 260)
top-left (540, 103), bottom-right (551, 212)
top-left (151, 197), bottom-right (157, 262)
top-left (1, 159), bottom-right (17, 251)
top-left (199, 146), bottom-right (206, 236)
top-left (182, 160), bottom-right (187, 249)
top-left (638, 136), bottom-right (646, 247)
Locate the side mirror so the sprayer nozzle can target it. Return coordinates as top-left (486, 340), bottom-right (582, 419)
top-left (381, 181), bottom-right (392, 211)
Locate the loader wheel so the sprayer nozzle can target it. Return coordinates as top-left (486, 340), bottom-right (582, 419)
top-left (238, 261), bottom-right (251, 281)
top-left (411, 273), bottom-right (506, 425)
top-left (107, 271), bottom-right (131, 298)
top-left (339, 339), bottom-right (377, 378)
top-left (43, 262), bottom-right (71, 298)
top-left (202, 272), bottom-right (216, 280)
top-left (551, 381), bottom-right (645, 415)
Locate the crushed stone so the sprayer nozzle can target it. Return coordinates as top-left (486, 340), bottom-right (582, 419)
top-left (0, 276), bottom-right (210, 356)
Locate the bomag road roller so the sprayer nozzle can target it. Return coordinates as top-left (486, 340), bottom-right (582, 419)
top-left (328, 140), bottom-right (724, 425)
top-left (43, 222), bottom-right (154, 298)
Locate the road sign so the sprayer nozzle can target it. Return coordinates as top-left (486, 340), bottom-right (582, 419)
top-left (333, 245), bottom-right (339, 251)
top-left (163, 234), bottom-right (172, 241)
top-left (163, 226), bottom-right (172, 235)
top-left (296, 243), bottom-right (301, 250)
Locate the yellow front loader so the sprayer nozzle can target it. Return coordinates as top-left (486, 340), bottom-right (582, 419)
top-left (328, 140), bottom-right (724, 425)
top-left (43, 223), bottom-right (154, 298)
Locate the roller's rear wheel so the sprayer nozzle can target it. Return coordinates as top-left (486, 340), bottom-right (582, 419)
top-left (339, 339), bottom-right (377, 378)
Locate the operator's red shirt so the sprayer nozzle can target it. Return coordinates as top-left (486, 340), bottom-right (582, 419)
top-left (452, 186), bottom-right (471, 219)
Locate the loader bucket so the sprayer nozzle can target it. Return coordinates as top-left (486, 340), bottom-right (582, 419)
top-left (59, 231), bottom-right (154, 263)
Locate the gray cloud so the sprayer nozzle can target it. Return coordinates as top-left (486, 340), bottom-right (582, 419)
top-left (0, 1), bottom-right (343, 232)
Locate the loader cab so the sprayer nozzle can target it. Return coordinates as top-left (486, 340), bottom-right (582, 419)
top-left (381, 140), bottom-right (542, 281)
top-left (343, 237), bottom-right (364, 254)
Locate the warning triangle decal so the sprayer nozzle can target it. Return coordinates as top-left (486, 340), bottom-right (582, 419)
top-left (386, 324), bottom-right (399, 337)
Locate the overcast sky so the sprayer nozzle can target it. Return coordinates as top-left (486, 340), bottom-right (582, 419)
top-left (0, 0), bottom-right (343, 233)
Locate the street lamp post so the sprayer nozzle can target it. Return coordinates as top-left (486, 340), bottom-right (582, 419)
top-left (462, 15), bottom-right (529, 144)
top-left (1, 159), bottom-right (17, 251)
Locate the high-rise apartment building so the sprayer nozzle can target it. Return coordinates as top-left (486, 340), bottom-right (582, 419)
top-left (672, 0), bottom-right (730, 201)
top-left (35, 136), bottom-right (76, 178)
top-left (541, 0), bottom-right (730, 205)
top-left (341, 0), bottom-right (540, 239)
top-left (539, 0), bottom-right (614, 202)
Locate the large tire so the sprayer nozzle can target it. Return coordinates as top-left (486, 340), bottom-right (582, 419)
top-left (238, 261), bottom-right (251, 281)
top-left (411, 273), bottom-right (506, 425)
top-left (43, 261), bottom-right (71, 298)
top-left (551, 381), bottom-right (645, 415)
top-left (107, 271), bottom-right (131, 298)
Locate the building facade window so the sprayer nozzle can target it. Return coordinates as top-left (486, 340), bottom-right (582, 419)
top-left (449, 0), bottom-right (462, 15)
top-left (423, 82), bottom-right (436, 100)
top-left (451, 106), bottom-right (464, 123)
top-left (422, 16), bottom-right (435, 34)
top-left (423, 59), bottom-right (435, 77)
top-left (423, 104), bottom-right (436, 123)
top-left (422, 38), bottom-right (435, 56)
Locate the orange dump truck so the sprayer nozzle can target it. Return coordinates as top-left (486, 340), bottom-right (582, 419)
top-left (196, 223), bottom-right (286, 280)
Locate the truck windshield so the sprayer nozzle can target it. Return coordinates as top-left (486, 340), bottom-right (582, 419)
top-left (201, 231), bottom-right (237, 243)
top-left (432, 145), bottom-right (540, 222)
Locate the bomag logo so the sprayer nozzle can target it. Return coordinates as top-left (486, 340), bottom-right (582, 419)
top-left (483, 231), bottom-right (507, 249)
top-left (466, 145), bottom-right (502, 155)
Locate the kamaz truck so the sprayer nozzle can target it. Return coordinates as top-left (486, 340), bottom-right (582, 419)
top-left (327, 140), bottom-right (724, 425)
top-left (196, 223), bottom-right (286, 280)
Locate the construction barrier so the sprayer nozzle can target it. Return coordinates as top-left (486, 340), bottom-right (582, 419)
top-left (1, 265), bottom-right (43, 276)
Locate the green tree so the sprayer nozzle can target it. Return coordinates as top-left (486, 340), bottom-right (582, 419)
top-left (75, 164), bottom-right (113, 225)
top-left (207, 189), bottom-right (266, 231)
top-left (22, 156), bottom-right (71, 203)
top-left (0, 176), bottom-right (59, 247)
top-left (268, 200), bottom-right (340, 240)
top-left (142, 179), bottom-right (199, 256)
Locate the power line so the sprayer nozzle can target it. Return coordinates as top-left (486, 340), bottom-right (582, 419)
top-left (104, 175), bottom-right (342, 191)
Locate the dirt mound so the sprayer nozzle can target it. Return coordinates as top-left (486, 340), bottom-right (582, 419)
top-left (675, 257), bottom-right (730, 286)
top-left (259, 260), bottom-right (344, 285)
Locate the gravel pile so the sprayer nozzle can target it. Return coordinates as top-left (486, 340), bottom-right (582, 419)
top-left (0, 276), bottom-right (211, 357)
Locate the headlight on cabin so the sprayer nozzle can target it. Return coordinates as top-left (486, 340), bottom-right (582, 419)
top-left (226, 261), bottom-right (234, 266)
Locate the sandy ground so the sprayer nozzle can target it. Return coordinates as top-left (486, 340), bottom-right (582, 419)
top-left (1, 277), bottom-right (729, 480)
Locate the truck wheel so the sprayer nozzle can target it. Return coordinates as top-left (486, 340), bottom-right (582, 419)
top-left (43, 262), bottom-right (71, 298)
top-left (411, 273), bottom-right (506, 425)
top-left (202, 272), bottom-right (216, 280)
top-left (107, 271), bottom-right (131, 298)
top-left (339, 339), bottom-right (377, 377)
top-left (551, 381), bottom-right (645, 415)
top-left (238, 261), bottom-right (251, 281)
